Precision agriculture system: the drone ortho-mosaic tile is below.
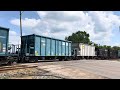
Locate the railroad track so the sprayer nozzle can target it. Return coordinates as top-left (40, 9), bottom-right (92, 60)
top-left (0, 65), bottom-right (38, 72)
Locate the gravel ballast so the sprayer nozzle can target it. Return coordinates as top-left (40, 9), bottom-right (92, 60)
top-left (0, 68), bottom-right (68, 79)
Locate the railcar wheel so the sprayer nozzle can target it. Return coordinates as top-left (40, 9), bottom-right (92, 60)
top-left (59, 58), bottom-right (62, 61)
top-left (7, 61), bottom-right (12, 66)
top-left (12, 61), bottom-right (17, 65)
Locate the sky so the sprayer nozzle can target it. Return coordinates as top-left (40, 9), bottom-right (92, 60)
top-left (0, 11), bottom-right (120, 46)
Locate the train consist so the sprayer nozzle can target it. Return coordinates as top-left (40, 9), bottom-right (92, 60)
top-left (0, 26), bottom-right (120, 65)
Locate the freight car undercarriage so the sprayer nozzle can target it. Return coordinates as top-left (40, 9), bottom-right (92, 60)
top-left (0, 54), bottom-right (120, 66)
top-left (21, 56), bottom-right (72, 63)
top-left (72, 56), bottom-right (96, 60)
top-left (0, 56), bottom-right (18, 65)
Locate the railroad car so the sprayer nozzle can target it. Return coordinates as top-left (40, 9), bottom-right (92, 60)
top-left (71, 43), bottom-right (96, 59)
top-left (108, 49), bottom-right (118, 59)
top-left (95, 48), bottom-right (108, 59)
top-left (118, 50), bottom-right (120, 58)
top-left (20, 34), bottom-right (72, 62)
top-left (0, 27), bottom-right (20, 65)
top-left (0, 26), bottom-right (10, 64)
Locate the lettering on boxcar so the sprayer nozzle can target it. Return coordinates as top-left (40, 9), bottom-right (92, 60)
top-left (35, 51), bottom-right (39, 56)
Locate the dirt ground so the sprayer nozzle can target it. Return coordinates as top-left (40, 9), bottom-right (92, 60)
top-left (1, 60), bottom-right (120, 79)
top-left (36, 64), bottom-right (108, 79)
top-left (35, 60), bottom-right (120, 79)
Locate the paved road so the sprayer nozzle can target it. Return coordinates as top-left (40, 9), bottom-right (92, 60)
top-left (23, 60), bottom-right (120, 79)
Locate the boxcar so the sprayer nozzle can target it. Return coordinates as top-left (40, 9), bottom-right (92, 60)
top-left (118, 50), bottom-right (120, 58)
top-left (108, 49), bottom-right (119, 59)
top-left (71, 43), bottom-right (96, 59)
top-left (0, 26), bottom-right (20, 65)
top-left (0, 26), bottom-right (9, 64)
top-left (21, 34), bottom-right (72, 62)
top-left (96, 48), bottom-right (108, 59)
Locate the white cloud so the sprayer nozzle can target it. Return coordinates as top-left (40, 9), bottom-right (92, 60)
top-left (10, 11), bottom-right (120, 46)
top-left (9, 30), bottom-right (20, 44)
top-left (11, 18), bottom-right (41, 28)
top-left (111, 42), bottom-right (120, 47)
top-left (87, 11), bottom-right (120, 45)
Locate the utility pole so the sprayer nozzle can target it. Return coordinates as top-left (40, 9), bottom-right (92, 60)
top-left (20, 11), bottom-right (22, 38)
top-left (19, 11), bottom-right (24, 61)
top-left (119, 26), bottom-right (120, 32)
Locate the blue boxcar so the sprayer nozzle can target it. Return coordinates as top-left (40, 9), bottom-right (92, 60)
top-left (21, 34), bottom-right (72, 61)
top-left (0, 27), bottom-right (9, 56)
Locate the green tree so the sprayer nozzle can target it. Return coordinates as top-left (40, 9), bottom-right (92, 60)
top-left (65, 31), bottom-right (91, 44)
top-left (112, 46), bottom-right (120, 50)
top-left (94, 43), bottom-right (99, 48)
top-left (106, 46), bottom-right (111, 49)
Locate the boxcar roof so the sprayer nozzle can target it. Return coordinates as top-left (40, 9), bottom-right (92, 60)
top-left (0, 26), bottom-right (9, 30)
top-left (22, 34), bottom-right (72, 43)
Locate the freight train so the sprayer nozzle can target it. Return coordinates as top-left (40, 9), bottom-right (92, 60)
top-left (0, 26), bottom-right (120, 65)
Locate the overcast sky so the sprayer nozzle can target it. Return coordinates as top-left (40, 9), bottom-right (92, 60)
top-left (0, 11), bottom-right (120, 46)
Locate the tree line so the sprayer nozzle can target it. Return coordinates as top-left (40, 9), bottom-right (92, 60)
top-left (65, 31), bottom-right (120, 50)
